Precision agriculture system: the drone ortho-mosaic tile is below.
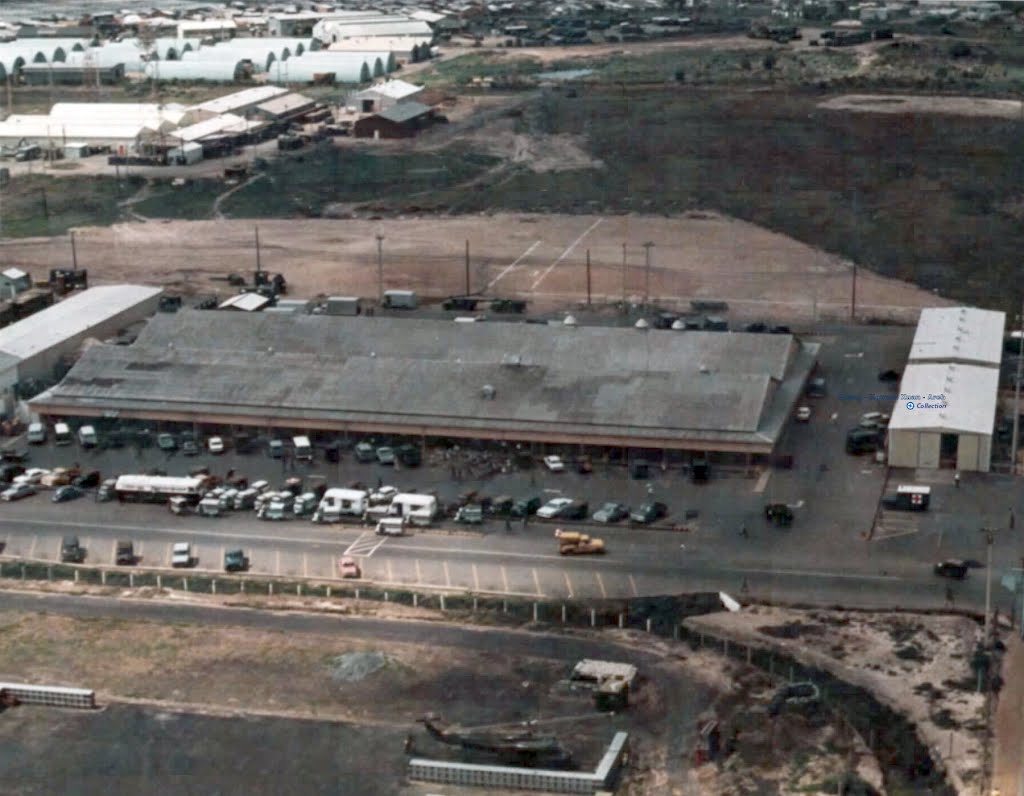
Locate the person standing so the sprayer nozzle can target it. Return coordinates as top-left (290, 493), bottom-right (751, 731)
top-left (954, 471), bottom-right (960, 488)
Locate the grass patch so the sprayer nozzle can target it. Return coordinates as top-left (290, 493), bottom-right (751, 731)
top-left (0, 174), bottom-right (143, 237)
top-left (132, 179), bottom-right (224, 220)
top-left (417, 52), bottom-right (546, 86)
top-left (220, 143), bottom-right (499, 218)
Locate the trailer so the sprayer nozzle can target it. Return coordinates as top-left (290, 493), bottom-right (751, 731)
top-left (114, 474), bottom-right (211, 503)
top-left (387, 492), bottom-right (437, 526)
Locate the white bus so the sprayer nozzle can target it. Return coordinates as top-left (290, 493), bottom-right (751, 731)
top-left (114, 474), bottom-right (211, 504)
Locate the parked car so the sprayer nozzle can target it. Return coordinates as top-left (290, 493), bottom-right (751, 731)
top-left (397, 444), bottom-right (421, 467)
top-left (846, 428), bottom-right (881, 455)
top-left (181, 440), bottom-right (199, 456)
top-left (795, 406), bottom-right (812, 422)
top-left (592, 502), bottom-right (629, 523)
top-left (354, 442), bottom-right (376, 463)
top-left (537, 497), bottom-right (573, 519)
top-left (338, 556), bottom-right (361, 579)
top-left (115, 540), bottom-right (135, 566)
top-left (630, 501), bottom-right (668, 524)
top-left (269, 439), bottom-right (285, 459)
top-left (934, 559), bottom-right (968, 580)
top-left (207, 436), bottom-right (225, 454)
top-left (172, 542), bottom-right (193, 568)
top-left (72, 470), bottom-right (101, 488)
top-left (859, 412), bottom-right (890, 429)
top-left (60, 535), bottom-right (85, 563)
top-left (510, 496), bottom-right (542, 517)
top-left (325, 442), bottom-right (341, 463)
top-left (543, 455), bottom-right (566, 472)
top-left (1, 483), bottom-right (35, 501)
top-left (376, 446), bottom-right (396, 466)
top-left (0, 464), bottom-right (25, 484)
top-left (52, 485), bottom-right (84, 503)
top-left (455, 504), bottom-right (484, 524)
top-left (806, 377), bottom-right (827, 398)
top-left (224, 549), bottom-right (247, 572)
top-left (576, 456), bottom-right (593, 474)
top-left (560, 500), bottom-right (588, 520)
top-left (878, 369), bottom-right (901, 382)
top-left (14, 468), bottom-right (49, 486)
top-left (157, 433), bottom-right (177, 452)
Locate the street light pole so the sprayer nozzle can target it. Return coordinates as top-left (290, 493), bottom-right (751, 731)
top-left (376, 234), bottom-right (384, 305)
top-left (642, 242), bottom-right (653, 309)
top-left (1012, 298), bottom-right (1024, 475)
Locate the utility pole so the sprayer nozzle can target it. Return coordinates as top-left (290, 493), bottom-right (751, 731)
top-left (464, 239), bottom-right (470, 296)
top-left (585, 249), bottom-right (591, 307)
top-left (981, 527), bottom-right (996, 646)
top-left (1012, 297), bottom-right (1024, 475)
top-left (621, 243), bottom-right (627, 304)
top-left (254, 225), bottom-right (262, 273)
top-left (376, 234), bottom-right (384, 304)
top-left (850, 262), bottom-right (857, 321)
top-left (642, 241), bottom-right (654, 309)
top-left (70, 230), bottom-right (78, 270)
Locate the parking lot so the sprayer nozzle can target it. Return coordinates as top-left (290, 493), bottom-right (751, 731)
top-left (4, 323), bottom-right (1022, 610)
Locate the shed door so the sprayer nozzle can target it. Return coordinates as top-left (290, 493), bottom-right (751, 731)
top-left (916, 432), bottom-right (941, 469)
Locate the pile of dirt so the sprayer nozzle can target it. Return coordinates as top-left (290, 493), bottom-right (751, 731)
top-left (327, 651), bottom-right (391, 683)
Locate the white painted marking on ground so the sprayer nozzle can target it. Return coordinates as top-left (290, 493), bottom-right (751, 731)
top-left (501, 565), bottom-right (509, 593)
top-left (443, 560), bottom-right (451, 588)
top-left (472, 563), bottom-right (480, 592)
top-left (28, 535), bottom-right (37, 558)
top-left (343, 532), bottom-right (385, 558)
top-left (387, 559), bottom-right (394, 583)
top-left (733, 566), bottom-right (902, 581)
top-left (629, 574), bottom-right (639, 598)
top-left (529, 217), bottom-right (604, 291)
top-left (532, 568), bottom-right (543, 596)
top-left (753, 470), bottom-right (771, 494)
top-left (415, 559), bottom-right (423, 584)
top-left (275, 549), bottom-right (281, 576)
top-left (595, 572), bottom-right (607, 599)
top-left (486, 239), bottom-right (541, 289)
top-left (873, 527), bottom-right (921, 541)
top-left (303, 553), bottom-right (308, 578)
top-left (564, 571), bottom-right (574, 598)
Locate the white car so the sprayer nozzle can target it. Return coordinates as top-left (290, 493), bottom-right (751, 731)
top-left (369, 485), bottom-right (398, 504)
top-left (1, 483), bottom-right (35, 501)
top-left (543, 455), bottom-right (566, 472)
top-left (537, 497), bottom-right (573, 519)
top-left (171, 542), bottom-right (193, 568)
top-left (859, 412), bottom-right (890, 429)
top-left (795, 406), bottom-right (812, 422)
top-left (207, 436), bottom-right (225, 454)
top-left (13, 468), bottom-right (50, 486)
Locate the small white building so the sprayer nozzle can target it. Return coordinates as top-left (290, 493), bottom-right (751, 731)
top-left (351, 79), bottom-right (424, 112)
top-left (0, 268), bottom-right (31, 298)
top-left (887, 306), bottom-right (1005, 473)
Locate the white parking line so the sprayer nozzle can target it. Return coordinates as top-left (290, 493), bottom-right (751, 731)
top-left (595, 572), bottom-right (607, 598)
top-left (275, 550), bottom-right (281, 576)
top-left (629, 574), bottom-right (639, 598)
top-left (443, 560), bottom-right (451, 588)
top-left (564, 571), bottom-right (574, 598)
top-left (303, 553), bottom-right (308, 578)
top-left (343, 532), bottom-right (386, 558)
top-left (28, 535), bottom-right (37, 558)
top-left (532, 568), bottom-right (542, 596)
top-left (529, 218), bottom-right (604, 291)
top-left (415, 559), bottom-right (423, 584)
top-left (501, 565), bottom-right (509, 593)
top-left (387, 559), bottom-right (394, 582)
top-left (472, 563), bottom-right (480, 591)
top-left (753, 470), bottom-right (771, 494)
top-left (486, 239), bottom-right (541, 290)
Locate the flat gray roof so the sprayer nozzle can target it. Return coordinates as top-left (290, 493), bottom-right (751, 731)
top-left (34, 313), bottom-right (818, 450)
top-left (909, 306), bottom-right (1005, 367)
top-left (0, 285), bottom-right (162, 361)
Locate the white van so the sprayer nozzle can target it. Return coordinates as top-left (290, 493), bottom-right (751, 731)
top-left (54, 422), bottom-right (72, 446)
top-left (375, 516), bottom-right (407, 536)
top-left (387, 493), bottom-right (438, 526)
top-left (293, 435), bottom-right (313, 461)
top-left (315, 487), bottom-right (368, 523)
top-left (197, 497), bottom-right (222, 518)
top-left (27, 422), bottom-right (46, 444)
top-left (78, 425), bottom-right (98, 448)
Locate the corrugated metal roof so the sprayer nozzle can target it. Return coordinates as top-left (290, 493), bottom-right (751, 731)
top-left (219, 293), bottom-right (270, 312)
top-left (256, 92), bottom-right (316, 116)
top-left (166, 113), bottom-right (256, 143)
top-left (888, 362), bottom-right (998, 436)
top-left (0, 285), bottom-right (162, 361)
top-left (36, 314), bottom-right (814, 446)
top-left (356, 78), bottom-right (423, 100)
top-left (192, 85), bottom-right (289, 115)
top-left (909, 306), bottom-right (1005, 367)
top-left (49, 102), bottom-right (190, 127)
top-left (377, 100), bottom-right (432, 123)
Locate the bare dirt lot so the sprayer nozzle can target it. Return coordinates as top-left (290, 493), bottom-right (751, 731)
top-left (0, 212), bottom-right (947, 322)
top-left (819, 93), bottom-right (1024, 119)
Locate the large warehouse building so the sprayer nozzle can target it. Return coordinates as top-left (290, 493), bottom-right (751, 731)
top-left (31, 313), bottom-right (819, 461)
top-left (0, 285), bottom-right (162, 398)
top-left (887, 306), bottom-right (1005, 473)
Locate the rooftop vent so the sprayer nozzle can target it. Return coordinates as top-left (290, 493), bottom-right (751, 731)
top-left (481, 384), bottom-right (496, 400)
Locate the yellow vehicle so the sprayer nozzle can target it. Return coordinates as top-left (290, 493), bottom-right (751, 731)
top-left (555, 529), bottom-right (606, 555)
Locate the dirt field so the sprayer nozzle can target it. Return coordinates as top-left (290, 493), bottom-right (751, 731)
top-left (0, 211), bottom-right (948, 322)
top-left (819, 93), bottom-right (1024, 118)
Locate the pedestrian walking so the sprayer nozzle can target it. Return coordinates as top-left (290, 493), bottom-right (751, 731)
top-left (740, 523), bottom-right (748, 538)
top-left (954, 471), bottom-right (960, 488)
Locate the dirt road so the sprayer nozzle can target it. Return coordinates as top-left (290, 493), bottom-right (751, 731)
top-left (0, 211), bottom-right (948, 322)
